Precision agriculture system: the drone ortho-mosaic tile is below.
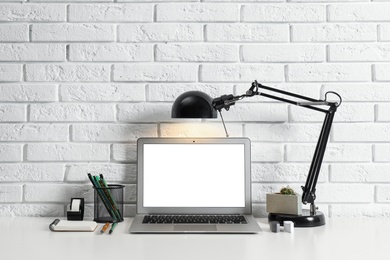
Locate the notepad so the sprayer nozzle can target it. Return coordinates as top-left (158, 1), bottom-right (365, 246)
top-left (49, 219), bottom-right (98, 232)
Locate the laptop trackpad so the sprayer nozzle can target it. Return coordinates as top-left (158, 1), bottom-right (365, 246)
top-left (174, 225), bottom-right (217, 232)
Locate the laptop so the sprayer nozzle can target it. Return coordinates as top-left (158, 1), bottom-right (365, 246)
top-left (129, 137), bottom-right (261, 233)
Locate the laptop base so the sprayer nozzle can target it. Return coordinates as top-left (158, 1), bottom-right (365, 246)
top-left (129, 214), bottom-right (262, 234)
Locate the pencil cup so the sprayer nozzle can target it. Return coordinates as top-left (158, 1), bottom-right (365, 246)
top-left (93, 184), bottom-right (124, 223)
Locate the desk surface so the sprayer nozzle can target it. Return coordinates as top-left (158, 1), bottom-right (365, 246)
top-left (0, 217), bottom-right (388, 260)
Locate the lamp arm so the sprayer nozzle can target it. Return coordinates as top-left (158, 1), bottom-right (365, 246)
top-left (212, 81), bottom-right (341, 216)
top-left (301, 105), bottom-right (336, 215)
top-left (212, 81), bottom-right (341, 112)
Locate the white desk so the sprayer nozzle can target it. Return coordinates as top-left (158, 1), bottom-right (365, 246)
top-left (0, 217), bottom-right (388, 260)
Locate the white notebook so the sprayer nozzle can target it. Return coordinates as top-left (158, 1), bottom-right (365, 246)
top-left (49, 219), bottom-right (98, 232)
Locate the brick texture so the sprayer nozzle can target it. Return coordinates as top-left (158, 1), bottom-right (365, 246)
top-left (0, 1), bottom-right (388, 218)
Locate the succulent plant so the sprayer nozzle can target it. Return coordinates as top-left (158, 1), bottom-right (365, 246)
top-left (280, 186), bottom-right (295, 195)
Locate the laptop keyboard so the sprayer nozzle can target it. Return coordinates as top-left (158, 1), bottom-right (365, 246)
top-left (142, 215), bottom-right (247, 224)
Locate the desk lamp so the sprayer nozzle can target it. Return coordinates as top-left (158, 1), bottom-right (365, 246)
top-left (171, 81), bottom-right (342, 227)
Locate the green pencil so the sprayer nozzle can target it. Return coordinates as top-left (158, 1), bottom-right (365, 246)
top-left (109, 222), bottom-right (118, 234)
top-left (94, 175), bottom-right (118, 222)
top-left (99, 174), bottom-right (123, 221)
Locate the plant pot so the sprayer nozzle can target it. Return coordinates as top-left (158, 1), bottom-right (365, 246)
top-left (266, 193), bottom-right (302, 215)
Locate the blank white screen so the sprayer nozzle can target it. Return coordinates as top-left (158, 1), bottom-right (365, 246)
top-left (143, 144), bottom-right (245, 207)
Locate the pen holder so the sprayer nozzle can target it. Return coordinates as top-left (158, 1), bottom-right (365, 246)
top-left (93, 184), bottom-right (124, 223)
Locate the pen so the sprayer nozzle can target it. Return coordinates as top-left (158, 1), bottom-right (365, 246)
top-left (100, 222), bottom-right (110, 234)
top-left (109, 222), bottom-right (118, 235)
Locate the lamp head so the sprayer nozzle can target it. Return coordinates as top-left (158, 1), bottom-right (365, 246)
top-left (171, 91), bottom-right (217, 119)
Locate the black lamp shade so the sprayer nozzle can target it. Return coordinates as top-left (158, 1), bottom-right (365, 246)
top-left (171, 91), bottom-right (217, 118)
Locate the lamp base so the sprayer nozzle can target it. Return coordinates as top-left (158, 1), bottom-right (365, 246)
top-left (268, 209), bottom-right (325, 227)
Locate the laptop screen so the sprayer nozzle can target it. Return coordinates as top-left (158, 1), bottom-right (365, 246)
top-left (142, 143), bottom-right (246, 208)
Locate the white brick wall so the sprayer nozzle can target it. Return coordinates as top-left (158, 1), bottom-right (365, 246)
top-left (31, 24), bottom-right (115, 42)
top-left (0, 1), bottom-right (389, 218)
top-left (68, 4), bottom-right (154, 22)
